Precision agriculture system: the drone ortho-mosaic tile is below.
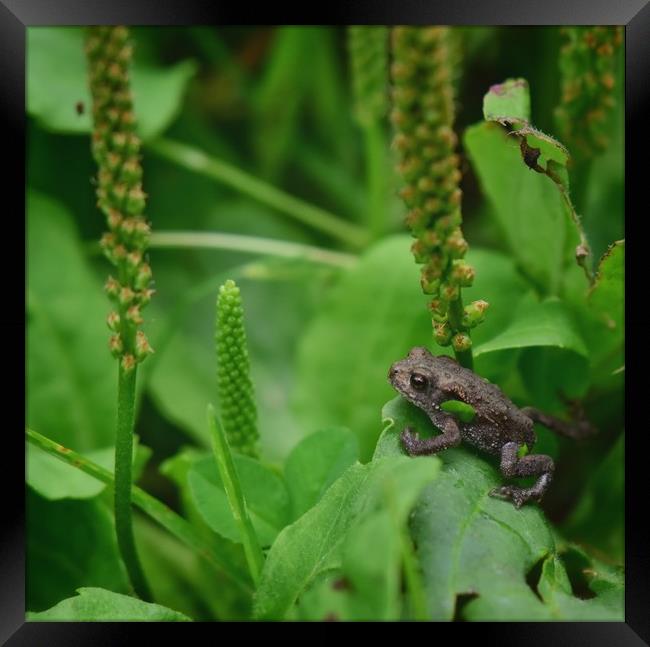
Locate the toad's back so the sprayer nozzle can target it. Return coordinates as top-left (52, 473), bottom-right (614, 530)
top-left (433, 356), bottom-right (535, 452)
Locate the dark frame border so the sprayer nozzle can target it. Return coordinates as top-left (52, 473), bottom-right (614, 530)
top-left (6, 0), bottom-right (647, 643)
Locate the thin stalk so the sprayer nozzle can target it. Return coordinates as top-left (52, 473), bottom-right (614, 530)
top-left (362, 120), bottom-right (388, 240)
top-left (115, 364), bottom-right (152, 601)
top-left (26, 427), bottom-right (253, 594)
top-left (383, 484), bottom-right (429, 621)
top-left (147, 138), bottom-right (369, 249)
top-left (148, 231), bottom-right (357, 268)
top-left (448, 297), bottom-right (473, 370)
top-left (207, 405), bottom-right (264, 585)
top-left (398, 527), bottom-right (429, 621)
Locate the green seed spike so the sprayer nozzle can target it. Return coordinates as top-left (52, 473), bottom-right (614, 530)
top-left (215, 280), bottom-right (259, 458)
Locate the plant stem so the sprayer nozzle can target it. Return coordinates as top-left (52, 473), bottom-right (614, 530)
top-left (362, 121), bottom-right (388, 240)
top-left (398, 527), bottom-right (429, 621)
top-left (448, 297), bottom-right (473, 370)
top-left (148, 231), bottom-right (357, 268)
top-left (115, 364), bottom-right (152, 601)
top-left (147, 138), bottom-right (369, 249)
top-left (207, 405), bottom-right (264, 585)
top-left (26, 427), bottom-right (253, 593)
top-left (383, 484), bottom-right (429, 620)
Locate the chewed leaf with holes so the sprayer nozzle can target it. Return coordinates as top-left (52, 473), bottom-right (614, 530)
top-left (380, 396), bottom-right (624, 620)
top-left (483, 78), bottom-right (569, 182)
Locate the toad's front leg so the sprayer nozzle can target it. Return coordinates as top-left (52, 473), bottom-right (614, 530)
top-left (401, 415), bottom-right (461, 456)
top-left (489, 441), bottom-right (554, 508)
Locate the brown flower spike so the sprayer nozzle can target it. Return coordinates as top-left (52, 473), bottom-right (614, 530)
top-left (85, 26), bottom-right (154, 368)
top-left (391, 27), bottom-right (487, 365)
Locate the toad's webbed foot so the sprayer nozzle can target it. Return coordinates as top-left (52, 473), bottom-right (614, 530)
top-left (489, 441), bottom-right (554, 508)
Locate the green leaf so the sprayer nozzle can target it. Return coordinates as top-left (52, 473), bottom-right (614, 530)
top-left (474, 295), bottom-right (587, 357)
top-left (188, 454), bottom-right (290, 547)
top-left (440, 400), bottom-right (476, 423)
top-left (284, 427), bottom-right (359, 520)
top-left (473, 291), bottom-right (591, 410)
top-left (588, 240), bottom-right (624, 338)
top-left (294, 236), bottom-right (531, 460)
top-left (380, 396), bottom-right (622, 620)
top-left (27, 190), bottom-right (117, 450)
top-left (159, 447), bottom-right (253, 594)
top-left (518, 346), bottom-right (589, 411)
top-left (27, 587), bottom-right (191, 621)
top-left (27, 27), bottom-right (196, 140)
top-left (27, 438), bottom-right (151, 501)
top-left (27, 488), bottom-right (129, 612)
top-left (483, 77), bottom-right (531, 122)
top-left (253, 449), bottom-right (440, 619)
top-left (482, 78), bottom-right (569, 174)
top-left (535, 554), bottom-right (623, 620)
top-left (561, 240), bottom-right (624, 388)
top-left (465, 122), bottom-right (578, 294)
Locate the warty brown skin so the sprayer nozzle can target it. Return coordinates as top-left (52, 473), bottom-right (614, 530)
top-left (388, 346), bottom-right (595, 508)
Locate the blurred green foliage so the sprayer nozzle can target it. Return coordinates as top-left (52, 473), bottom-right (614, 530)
top-left (26, 26), bottom-right (623, 621)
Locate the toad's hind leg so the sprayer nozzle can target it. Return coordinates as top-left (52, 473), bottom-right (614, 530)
top-left (489, 442), bottom-right (554, 508)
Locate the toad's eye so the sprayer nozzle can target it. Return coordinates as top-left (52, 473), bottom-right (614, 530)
top-left (410, 373), bottom-right (428, 391)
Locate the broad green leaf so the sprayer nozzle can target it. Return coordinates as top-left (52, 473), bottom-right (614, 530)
top-left (27, 191), bottom-right (117, 450)
top-left (253, 451), bottom-right (440, 619)
top-left (27, 438), bottom-right (151, 500)
top-left (465, 122), bottom-right (578, 294)
top-left (284, 427), bottom-right (359, 520)
top-left (27, 489), bottom-right (128, 612)
top-left (188, 455), bottom-right (290, 547)
top-left (474, 295), bottom-right (587, 357)
top-left (294, 237), bottom-right (531, 460)
top-left (381, 395), bottom-right (622, 620)
top-left (27, 27), bottom-right (197, 140)
top-left (27, 587), bottom-right (191, 621)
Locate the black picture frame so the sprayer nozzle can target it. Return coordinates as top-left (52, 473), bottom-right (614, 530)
top-left (6, 1), bottom-right (646, 643)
